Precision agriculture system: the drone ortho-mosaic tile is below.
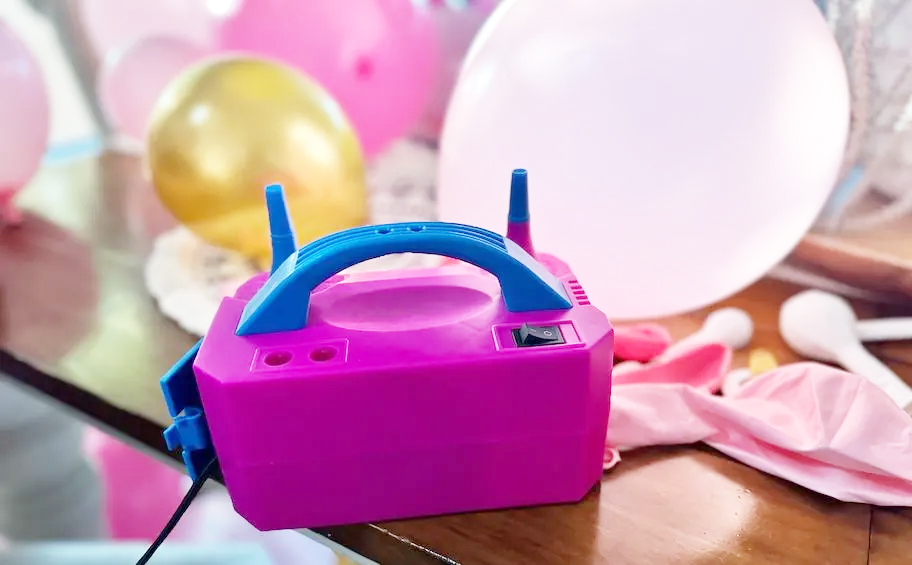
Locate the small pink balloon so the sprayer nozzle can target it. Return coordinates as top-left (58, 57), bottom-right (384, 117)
top-left (413, 0), bottom-right (496, 141)
top-left (219, 0), bottom-right (439, 157)
top-left (0, 22), bottom-right (50, 223)
top-left (85, 428), bottom-right (188, 541)
top-left (98, 36), bottom-right (210, 143)
top-left (80, 0), bottom-right (216, 60)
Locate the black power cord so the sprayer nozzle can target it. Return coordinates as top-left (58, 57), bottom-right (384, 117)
top-left (135, 458), bottom-right (217, 565)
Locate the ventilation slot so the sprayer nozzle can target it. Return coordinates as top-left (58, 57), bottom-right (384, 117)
top-left (566, 279), bottom-right (590, 306)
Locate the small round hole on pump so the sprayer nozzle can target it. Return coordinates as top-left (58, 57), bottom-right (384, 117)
top-left (263, 351), bottom-right (292, 366)
top-left (409, 225), bottom-right (425, 232)
top-left (310, 347), bottom-right (337, 362)
top-left (377, 227), bottom-right (391, 234)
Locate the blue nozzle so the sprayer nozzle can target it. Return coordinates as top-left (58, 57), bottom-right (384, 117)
top-left (265, 184), bottom-right (298, 274)
top-left (508, 169), bottom-right (530, 223)
top-left (505, 169), bottom-right (536, 257)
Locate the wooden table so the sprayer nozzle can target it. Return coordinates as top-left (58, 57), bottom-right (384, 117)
top-left (2, 153), bottom-right (911, 564)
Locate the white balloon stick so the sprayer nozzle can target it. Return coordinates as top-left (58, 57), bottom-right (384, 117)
top-left (779, 290), bottom-right (912, 409)
top-left (838, 342), bottom-right (912, 409)
top-left (856, 318), bottom-right (912, 343)
top-left (656, 307), bottom-right (754, 362)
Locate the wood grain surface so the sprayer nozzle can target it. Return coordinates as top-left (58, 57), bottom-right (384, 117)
top-left (2, 153), bottom-right (911, 564)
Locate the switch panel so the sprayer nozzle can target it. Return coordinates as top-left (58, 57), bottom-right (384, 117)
top-left (513, 323), bottom-right (565, 347)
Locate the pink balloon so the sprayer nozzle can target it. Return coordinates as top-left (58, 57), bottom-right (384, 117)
top-left (84, 428), bottom-right (187, 541)
top-left (0, 22), bottom-right (49, 221)
top-left (413, 1), bottom-right (496, 141)
top-left (219, 0), bottom-right (439, 157)
top-left (80, 0), bottom-right (216, 59)
top-left (98, 36), bottom-right (210, 143)
top-left (438, 0), bottom-right (850, 320)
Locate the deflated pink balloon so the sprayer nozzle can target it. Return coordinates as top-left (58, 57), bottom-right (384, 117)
top-left (98, 36), bottom-right (210, 143)
top-left (0, 22), bottom-right (50, 222)
top-left (219, 0), bottom-right (438, 157)
top-left (79, 0), bottom-right (216, 60)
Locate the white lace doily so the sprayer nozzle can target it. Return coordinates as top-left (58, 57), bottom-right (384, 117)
top-left (145, 139), bottom-right (444, 336)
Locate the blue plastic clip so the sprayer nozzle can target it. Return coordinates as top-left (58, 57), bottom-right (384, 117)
top-left (163, 408), bottom-right (208, 451)
top-left (160, 340), bottom-right (215, 480)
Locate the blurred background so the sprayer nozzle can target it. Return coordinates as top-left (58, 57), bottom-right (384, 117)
top-left (0, 1), bottom-right (98, 156)
top-left (3, 0), bottom-right (910, 309)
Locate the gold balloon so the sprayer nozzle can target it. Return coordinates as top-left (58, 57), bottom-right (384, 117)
top-left (147, 57), bottom-right (368, 268)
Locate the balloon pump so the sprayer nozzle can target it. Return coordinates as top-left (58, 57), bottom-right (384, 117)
top-left (160, 169), bottom-right (615, 530)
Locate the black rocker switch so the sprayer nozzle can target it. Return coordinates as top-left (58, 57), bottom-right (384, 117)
top-left (513, 323), bottom-right (565, 347)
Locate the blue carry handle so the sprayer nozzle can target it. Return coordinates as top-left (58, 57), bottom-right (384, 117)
top-left (236, 222), bottom-right (572, 336)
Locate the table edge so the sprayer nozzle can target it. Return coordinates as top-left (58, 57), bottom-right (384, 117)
top-left (0, 349), bottom-right (451, 565)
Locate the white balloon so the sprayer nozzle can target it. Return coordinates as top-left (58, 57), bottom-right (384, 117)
top-left (438, 0), bottom-right (849, 319)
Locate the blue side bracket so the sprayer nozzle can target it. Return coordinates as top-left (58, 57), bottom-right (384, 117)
top-left (160, 340), bottom-right (215, 481)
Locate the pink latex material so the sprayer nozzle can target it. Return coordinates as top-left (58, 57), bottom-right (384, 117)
top-left (218, 0), bottom-right (438, 157)
top-left (79, 0), bottom-right (216, 60)
top-left (84, 428), bottom-right (187, 541)
top-left (195, 261), bottom-right (613, 530)
top-left (437, 0), bottom-right (850, 320)
top-left (98, 36), bottom-right (210, 142)
top-left (0, 22), bottom-right (49, 220)
top-left (612, 323), bottom-right (672, 362)
top-left (607, 334), bottom-right (912, 506)
top-left (613, 342), bottom-right (730, 393)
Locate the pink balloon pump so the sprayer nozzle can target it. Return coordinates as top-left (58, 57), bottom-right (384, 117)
top-left (160, 169), bottom-right (615, 530)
